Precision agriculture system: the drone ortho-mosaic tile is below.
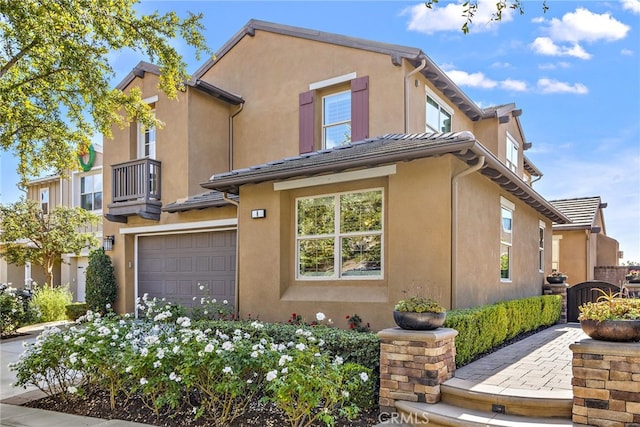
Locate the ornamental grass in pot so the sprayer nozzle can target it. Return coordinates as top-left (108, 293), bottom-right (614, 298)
top-left (578, 287), bottom-right (640, 342)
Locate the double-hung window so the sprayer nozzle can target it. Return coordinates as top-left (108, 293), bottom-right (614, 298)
top-left (500, 198), bottom-right (515, 281)
top-left (426, 91), bottom-right (452, 133)
top-left (322, 91), bottom-right (352, 149)
top-left (296, 189), bottom-right (383, 280)
top-left (137, 108), bottom-right (156, 159)
top-left (80, 174), bottom-right (103, 212)
top-left (538, 221), bottom-right (545, 272)
top-left (506, 133), bottom-right (518, 173)
top-left (40, 188), bottom-right (49, 215)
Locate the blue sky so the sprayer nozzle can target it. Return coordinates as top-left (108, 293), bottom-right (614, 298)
top-left (1, 0), bottom-right (639, 262)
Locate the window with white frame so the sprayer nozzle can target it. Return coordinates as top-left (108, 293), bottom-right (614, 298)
top-left (40, 188), bottom-right (49, 214)
top-left (426, 91), bottom-right (452, 133)
top-left (552, 236), bottom-right (561, 272)
top-left (322, 91), bottom-right (351, 149)
top-left (137, 108), bottom-right (156, 159)
top-left (506, 133), bottom-right (518, 173)
top-left (79, 173), bottom-right (103, 212)
top-left (500, 198), bottom-right (514, 281)
top-left (296, 189), bottom-right (383, 279)
top-left (538, 221), bottom-right (545, 272)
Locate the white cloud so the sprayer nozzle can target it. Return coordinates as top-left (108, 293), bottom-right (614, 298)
top-left (501, 79), bottom-right (528, 92)
top-left (445, 69), bottom-right (497, 88)
top-left (622, 0), bottom-right (640, 14)
top-left (403, 0), bottom-right (513, 34)
top-left (491, 62), bottom-right (511, 69)
top-left (537, 78), bottom-right (588, 95)
top-left (544, 8), bottom-right (630, 43)
top-left (621, 48), bottom-right (635, 56)
top-left (531, 37), bottom-right (592, 60)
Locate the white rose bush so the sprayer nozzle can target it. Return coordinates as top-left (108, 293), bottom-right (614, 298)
top-left (10, 298), bottom-right (376, 427)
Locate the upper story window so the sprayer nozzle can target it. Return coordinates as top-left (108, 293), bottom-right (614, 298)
top-left (323, 91), bottom-right (351, 149)
top-left (299, 74), bottom-right (369, 154)
top-left (80, 173), bottom-right (103, 212)
top-left (426, 90), bottom-right (452, 133)
top-left (506, 132), bottom-right (518, 173)
top-left (296, 188), bottom-right (383, 280)
top-left (138, 110), bottom-right (156, 159)
top-left (500, 197), bottom-right (515, 281)
top-left (40, 188), bottom-right (49, 214)
top-left (538, 221), bottom-right (545, 272)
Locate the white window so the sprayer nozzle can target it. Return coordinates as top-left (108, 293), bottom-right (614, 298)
top-left (296, 189), bottom-right (383, 280)
top-left (137, 109), bottom-right (156, 159)
top-left (80, 174), bottom-right (103, 212)
top-left (426, 90), bottom-right (452, 133)
top-left (500, 197), bottom-right (515, 281)
top-left (506, 133), bottom-right (518, 173)
top-left (552, 235), bottom-right (561, 272)
top-left (323, 91), bottom-right (351, 149)
top-left (40, 188), bottom-right (49, 214)
top-left (538, 221), bottom-right (545, 272)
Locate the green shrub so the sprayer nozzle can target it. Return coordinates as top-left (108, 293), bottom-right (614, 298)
top-left (0, 286), bottom-right (28, 336)
top-left (29, 285), bottom-right (72, 322)
top-left (85, 248), bottom-right (117, 314)
top-left (445, 295), bottom-right (561, 366)
top-left (65, 303), bottom-right (88, 321)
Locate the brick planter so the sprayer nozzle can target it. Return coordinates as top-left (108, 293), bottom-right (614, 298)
top-left (570, 338), bottom-right (640, 426)
top-left (377, 327), bottom-right (458, 413)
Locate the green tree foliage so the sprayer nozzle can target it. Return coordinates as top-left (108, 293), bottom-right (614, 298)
top-left (0, 200), bottom-right (99, 286)
top-left (85, 248), bottom-right (117, 313)
top-left (0, 0), bottom-right (210, 184)
top-left (426, 0), bottom-right (549, 34)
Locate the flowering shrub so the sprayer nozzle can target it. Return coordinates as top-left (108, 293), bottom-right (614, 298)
top-left (0, 285), bottom-right (29, 336)
top-left (11, 301), bottom-right (375, 426)
top-left (190, 284), bottom-right (234, 321)
top-left (345, 314), bottom-right (371, 332)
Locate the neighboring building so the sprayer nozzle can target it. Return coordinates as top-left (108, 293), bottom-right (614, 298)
top-left (1, 145), bottom-right (104, 300)
top-left (103, 20), bottom-right (569, 329)
top-left (549, 196), bottom-right (620, 284)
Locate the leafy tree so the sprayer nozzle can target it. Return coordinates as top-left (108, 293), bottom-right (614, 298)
top-left (0, 199), bottom-right (99, 286)
top-left (0, 0), bottom-right (210, 185)
top-left (85, 248), bottom-right (117, 314)
top-left (426, 0), bottom-right (549, 33)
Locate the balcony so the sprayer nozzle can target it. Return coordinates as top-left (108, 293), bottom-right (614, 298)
top-left (106, 158), bottom-right (162, 223)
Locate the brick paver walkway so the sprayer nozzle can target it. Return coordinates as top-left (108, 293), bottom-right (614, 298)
top-left (453, 323), bottom-right (587, 391)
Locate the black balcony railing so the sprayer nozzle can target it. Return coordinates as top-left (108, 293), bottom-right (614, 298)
top-left (112, 158), bottom-right (161, 203)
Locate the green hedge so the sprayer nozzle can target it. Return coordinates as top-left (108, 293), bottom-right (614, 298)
top-left (444, 295), bottom-right (562, 366)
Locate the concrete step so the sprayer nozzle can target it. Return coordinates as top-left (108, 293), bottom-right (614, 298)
top-left (396, 401), bottom-right (575, 427)
top-left (440, 377), bottom-right (573, 419)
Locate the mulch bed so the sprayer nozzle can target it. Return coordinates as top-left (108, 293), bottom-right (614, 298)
top-left (24, 389), bottom-right (385, 426)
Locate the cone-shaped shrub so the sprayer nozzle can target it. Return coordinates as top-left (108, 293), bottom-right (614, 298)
top-left (85, 248), bottom-right (117, 313)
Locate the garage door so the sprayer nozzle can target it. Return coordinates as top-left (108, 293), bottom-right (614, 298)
top-left (138, 231), bottom-right (236, 309)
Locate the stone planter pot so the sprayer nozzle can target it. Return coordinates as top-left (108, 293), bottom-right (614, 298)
top-left (546, 276), bottom-right (567, 284)
top-left (625, 275), bottom-right (640, 283)
top-left (580, 319), bottom-right (640, 342)
top-left (393, 310), bottom-right (446, 330)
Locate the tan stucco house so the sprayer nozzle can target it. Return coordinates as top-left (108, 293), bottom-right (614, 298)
top-left (103, 20), bottom-right (570, 329)
top-left (549, 196), bottom-right (620, 284)
top-left (0, 145), bottom-right (104, 300)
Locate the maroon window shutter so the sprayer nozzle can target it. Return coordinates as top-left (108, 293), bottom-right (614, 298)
top-left (299, 90), bottom-right (315, 154)
top-left (351, 76), bottom-right (369, 142)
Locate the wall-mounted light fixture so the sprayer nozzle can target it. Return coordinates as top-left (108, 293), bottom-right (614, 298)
top-left (103, 235), bottom-right (115, 251)
top-left (251, 209), bottom-right (266, 219)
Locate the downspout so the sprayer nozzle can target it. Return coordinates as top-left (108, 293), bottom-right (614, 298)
top-left (404, 58), bottom-right (427, 133)
top-left (229, 103), bottom-right (244, 171)
top-left (222, 192), bottom-right (240, 317)
top-left (227, 104), bottom-right (243, 315)
top-left (451, 155), bottom-right (485, 309)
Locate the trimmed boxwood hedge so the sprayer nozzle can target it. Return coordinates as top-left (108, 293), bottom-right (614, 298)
top-left (444, 295), bottom-right (562, 366)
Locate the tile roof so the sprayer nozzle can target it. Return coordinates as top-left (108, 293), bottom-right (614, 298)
top-left (162, 191), bottom-right (238, 213)
top-left (202, 132), bottom-right (570, 224)
top-left (549, 197), bottom-right (603, 229)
